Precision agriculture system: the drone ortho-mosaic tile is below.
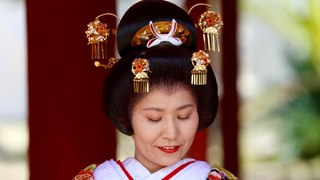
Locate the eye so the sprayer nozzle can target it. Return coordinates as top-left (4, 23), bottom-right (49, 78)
top-left (147, 117), bottom-right (161, 122)
top-left (177, 116), bottom-right (190, 120)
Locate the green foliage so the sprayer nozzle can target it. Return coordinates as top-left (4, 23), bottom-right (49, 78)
top-left (240, 0), bottom-right (320, 160)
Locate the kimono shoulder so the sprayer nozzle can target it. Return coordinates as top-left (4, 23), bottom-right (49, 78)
top-left (73, 164), bottom-right (97, 180)
top-left (207, 164), bottom-right (239, 180)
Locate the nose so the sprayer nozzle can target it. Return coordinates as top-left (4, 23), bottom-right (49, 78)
top-left (161, 118), bottom-right (179, 140)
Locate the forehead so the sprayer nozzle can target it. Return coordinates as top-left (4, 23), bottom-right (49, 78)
top-left (134, 87), bottom-right (196, 110)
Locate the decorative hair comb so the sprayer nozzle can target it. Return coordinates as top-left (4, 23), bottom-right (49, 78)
top-left (191, 50), bottom-right (210, 85)
top-left (132, 58), bottom-right (151, 93)
top-left (189, 3), bottom-right (223, 52)
top-left (132, 19), bottom-right (192, 48)
top-left (85, 13), bottom-right (119, 70)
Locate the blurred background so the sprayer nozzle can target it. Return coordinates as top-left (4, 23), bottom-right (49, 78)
top-left (238, 0), bottom-right (320, 179)
top-left (0, 0), bottom-right (28, 179)
top-left (0, 0), bottom-right (319, 179)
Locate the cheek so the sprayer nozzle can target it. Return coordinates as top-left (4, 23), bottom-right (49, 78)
top-left (181, 117), bottom-right (199, 140)
top-left (133, 117), bottom-right (156, 132)
top-left (132, 119), bottom-right (160, 143)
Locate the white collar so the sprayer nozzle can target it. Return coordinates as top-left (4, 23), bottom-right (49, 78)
top-left (124, 157), bottom-right (198, 180)
top-left (94, 157), bottom-right (211, 180)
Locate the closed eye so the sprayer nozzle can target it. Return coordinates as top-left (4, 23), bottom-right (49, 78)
top-left (147, 117), bottom-right (161, 122)
top-left (177, 116), bottom-right (190, 120)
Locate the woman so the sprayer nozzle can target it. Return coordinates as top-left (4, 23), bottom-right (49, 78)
top-left (75, 0), bottom-right (238, 179)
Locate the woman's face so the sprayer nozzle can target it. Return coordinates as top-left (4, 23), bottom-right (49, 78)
top-left (131, 87), bottom-right (199, 172)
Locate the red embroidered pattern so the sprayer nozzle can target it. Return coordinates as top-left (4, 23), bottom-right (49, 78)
top-left (206, 165), bottom-right (239, 180)
top-left (73, 164), bottom-right (97, 180)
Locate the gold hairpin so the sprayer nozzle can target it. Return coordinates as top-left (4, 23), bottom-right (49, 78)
top-left (94, 57), bottom-right (119, 72)
top-left (188, 3), bottom-right (223, 52)
top-left (191, 50), bottom-right (210, 85)
top-left (85, 13), bottom-right (119, 60)
top-left (132, 58), bottom-right (151, 93)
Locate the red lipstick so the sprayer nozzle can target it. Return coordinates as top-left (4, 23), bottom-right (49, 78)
top-left (158, 146), bottom-right (180, 153)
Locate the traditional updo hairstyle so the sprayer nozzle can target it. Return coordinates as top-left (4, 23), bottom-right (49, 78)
top-left (103, 0), bottom-right (219, 135)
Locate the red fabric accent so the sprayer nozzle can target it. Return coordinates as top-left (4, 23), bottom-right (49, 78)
top-left (116, 160), bottom-right (195, 180)
top-left (26, 0), bottom-right (117, 179)
top-left (162, 161), bottom-right (196, 180)
top-left (116, 160), bottom-right (134, 180)
top-left (73, 164), bottom-right (96, 180)
top-left (207, 174), bottom-right (221, 180)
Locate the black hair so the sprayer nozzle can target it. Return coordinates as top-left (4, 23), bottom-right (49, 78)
top-left (103, 0), bottom-right (219, 135)
top-left (117, 0), bottom-right (198, 57)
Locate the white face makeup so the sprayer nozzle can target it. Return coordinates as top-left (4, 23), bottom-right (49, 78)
top-left (131, 87), bottom-right (199, 172)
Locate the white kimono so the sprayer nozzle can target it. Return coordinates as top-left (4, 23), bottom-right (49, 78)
top-left (94, 157), bottom-right (211, 180)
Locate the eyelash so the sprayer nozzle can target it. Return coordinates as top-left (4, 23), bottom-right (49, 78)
top-left (147, 118), bottom-right (161, 122)
top-left (147, 115), bottom-right (191, 121)
top-left (177, 116), bottom-right (190, 120)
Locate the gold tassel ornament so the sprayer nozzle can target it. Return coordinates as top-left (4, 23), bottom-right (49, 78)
top-left (85, 13), bottom-right (118, 61)
top-left (191, 50), bottom-right (210, 85)
top-left (86, 19), bottom-right (109, 59)
top-left (198, 10), bottom-right (223, 52)
top-left (132, 58), bottom-right (151, 93)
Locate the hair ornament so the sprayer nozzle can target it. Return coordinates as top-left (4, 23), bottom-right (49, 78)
top-left (199, 10), bottom-right (223, 52)
top-left (147, 19), bottom-right (182, 48)
top-left (132, 58), bottom-right (151, 93)
top-left (191, 50), bottom-right (210, 85)
top-left (132, 20), bottom-right (191, 48)
top-left (94, 57), bottom-right (119, 72)
top-left (189, 3), bottom-right (223, 52)
top-left (85, 13), bottom-right (119, 61)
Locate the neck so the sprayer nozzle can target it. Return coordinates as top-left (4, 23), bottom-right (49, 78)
top-left (134, 155), bottom-right (165, 173)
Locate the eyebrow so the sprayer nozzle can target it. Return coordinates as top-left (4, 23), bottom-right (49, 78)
top-left (142, 104), bottom-right (195, 112)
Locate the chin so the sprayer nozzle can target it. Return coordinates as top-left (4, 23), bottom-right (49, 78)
top-left (157, 155), bottom-right (183, 167)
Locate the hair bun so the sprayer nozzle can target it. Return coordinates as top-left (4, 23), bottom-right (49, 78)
top-left (117, 0), bottom-right (198, 57)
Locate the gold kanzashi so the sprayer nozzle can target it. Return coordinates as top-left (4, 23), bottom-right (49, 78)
top-left (191, 50), bottom-right (210, 85)
top-left (85, 13), bottom-right (118, 60)
top-left (198, 10), bottom-right (223, 52)
top-left (132, 58), bottom-right (151, 93)
top-left (188, 3), bottom-right (223, 52)
top-left (94, 57), bottom-right (119, 72)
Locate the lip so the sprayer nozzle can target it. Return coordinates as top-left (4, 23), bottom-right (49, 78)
top-left (158, 146), bottom-right (180, 153)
